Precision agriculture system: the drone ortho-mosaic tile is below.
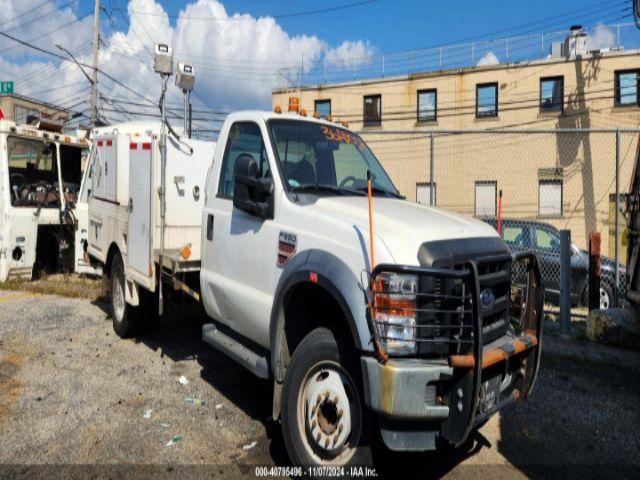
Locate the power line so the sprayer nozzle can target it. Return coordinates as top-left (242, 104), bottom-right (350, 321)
top-left (0, 0), bottom-right (52, 28)
top-left (0, 13), bottom-right (91, 54)
top-left (117, 0), bottom-right (377, 22)
top-left (4, 0), bottom-right (78, 33)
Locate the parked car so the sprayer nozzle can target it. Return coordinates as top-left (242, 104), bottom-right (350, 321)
top-left (483, 218), bottom-right (625, 308)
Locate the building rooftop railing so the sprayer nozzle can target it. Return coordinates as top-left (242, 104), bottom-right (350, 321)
top-left (275, 22), bottom-right (640, 89)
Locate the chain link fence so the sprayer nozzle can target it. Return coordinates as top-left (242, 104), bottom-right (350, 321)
top-left (361, 128), bottom-right (640, 314)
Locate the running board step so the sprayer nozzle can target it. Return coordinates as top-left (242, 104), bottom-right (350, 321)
top-left (202, 323), bottom-right (270, 379)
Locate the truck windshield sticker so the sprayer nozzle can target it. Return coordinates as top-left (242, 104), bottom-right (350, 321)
top-left (321, 126), bottom-right (365, 150)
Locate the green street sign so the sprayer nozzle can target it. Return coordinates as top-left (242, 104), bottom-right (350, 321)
top-left (1, 81), bottom-right (13, 94)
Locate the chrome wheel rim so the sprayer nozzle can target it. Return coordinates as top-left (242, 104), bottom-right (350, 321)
top-left (296, 361), bottom-right (361, 464)
top-left (600, 287), bottom-right (610, 310)
top-left (112, 270), bottom-right (125, 321)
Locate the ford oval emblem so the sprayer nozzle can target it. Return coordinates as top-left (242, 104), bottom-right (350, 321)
top-left (480, 288), bottom-right (496, 309)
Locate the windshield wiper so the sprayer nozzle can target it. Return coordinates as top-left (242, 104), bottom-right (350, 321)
top-left (291, 184), bottom-right (366, 196)
top-left (355, 186), bottom-right (403, 199)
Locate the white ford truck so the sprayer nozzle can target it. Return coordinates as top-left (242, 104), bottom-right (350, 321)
top-left (90, 111), bottom-right (544, 468)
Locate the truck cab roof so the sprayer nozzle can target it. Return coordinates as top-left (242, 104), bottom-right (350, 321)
top-left (227, 110), bottom-right (350, 129)
top-left (0, 119), bottom-right (86, 147)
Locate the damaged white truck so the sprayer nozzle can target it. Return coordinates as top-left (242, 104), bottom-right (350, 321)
top-left (0, 119), bottom-right (94, 282)
top-left (89, 111), bottom-right (544, 468)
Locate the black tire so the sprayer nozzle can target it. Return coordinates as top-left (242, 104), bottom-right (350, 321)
top-left (109, 253), bottom-right (149, 338)
top-left (582, 281), bottom-right (615, 310)
top-left (281, 327), bottom-right (373, 470)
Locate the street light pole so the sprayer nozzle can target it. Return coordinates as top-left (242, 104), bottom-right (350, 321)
top-left (56, 44), bottom-right (96, 124)
top-left (90, 0), bottom-right (100, 127)
top-left (56, 45), bottom-right (93, 85)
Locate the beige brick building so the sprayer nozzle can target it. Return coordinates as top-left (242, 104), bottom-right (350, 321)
top-left (273, 37), bottom-right (640, 255)
top-left (0, 93), bottom-right (69, 126)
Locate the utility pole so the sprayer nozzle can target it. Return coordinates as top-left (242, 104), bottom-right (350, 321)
top-left (90, 0), bottom-right (100, 127)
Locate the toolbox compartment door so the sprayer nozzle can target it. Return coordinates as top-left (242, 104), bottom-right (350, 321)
top-left (127, 141), bottom-right (153, 277)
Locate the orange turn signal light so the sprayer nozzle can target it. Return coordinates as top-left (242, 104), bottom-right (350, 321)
top-left (180, 244), bottom-right (192, 260)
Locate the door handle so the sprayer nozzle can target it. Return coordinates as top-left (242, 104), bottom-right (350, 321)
top-left (206, 214), bottom-right (214, 241)
top-left (128, 198), bottom-right (133, 213)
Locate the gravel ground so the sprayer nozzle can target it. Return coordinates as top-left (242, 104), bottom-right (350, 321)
top-left (0, 289), bottom-right (638, 479)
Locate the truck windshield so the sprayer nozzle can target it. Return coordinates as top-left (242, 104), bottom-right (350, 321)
top-left (7, 136), bottom-right (58, 208)
top-left (269, 119), bottom-right (399, 197)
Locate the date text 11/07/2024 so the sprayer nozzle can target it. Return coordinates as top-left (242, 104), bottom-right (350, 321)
top-left (255, 466), bottom-right (379, 477)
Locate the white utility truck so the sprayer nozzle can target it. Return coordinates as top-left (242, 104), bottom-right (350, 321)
top-left (85, 121), bottom-right (213, 332)
top-left (0, 119), bottom-right (96, 282)
top-left (89, 111), bottom-right (544, 468)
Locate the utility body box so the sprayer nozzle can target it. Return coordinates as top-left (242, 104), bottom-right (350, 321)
top-left (87, 122), bottom-right (214, 295)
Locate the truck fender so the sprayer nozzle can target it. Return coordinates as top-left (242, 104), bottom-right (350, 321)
top-left (270, 249), bottom-right (373, 384)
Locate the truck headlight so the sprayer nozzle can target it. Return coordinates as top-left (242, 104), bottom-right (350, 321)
top-left (373, 273), bottom-right (418, 355)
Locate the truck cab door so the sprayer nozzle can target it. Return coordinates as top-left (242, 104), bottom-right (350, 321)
top-left (201, 121), bottom-right (279, 348)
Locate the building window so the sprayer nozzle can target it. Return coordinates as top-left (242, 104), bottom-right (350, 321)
top-left (615, 69), bottom-right (640, 106)
top-left (475, 181), bottom-right (496, 217)
top-left (416, 182), bottom-right (436, 206)
top-left (476, 83), bottom-right (498, 118)
top-left (14, 105), bottom-right (40, 125)
top-left (540, 76), bottom-right (564, 111)
top-left (539, 180), bottom-right (563, 217)
top-left (363, 94), bottom-right (381, 126)
top-left (315, 99), bottom-right (331, 119)
top-left (417, 89), bottom-right (437, 122)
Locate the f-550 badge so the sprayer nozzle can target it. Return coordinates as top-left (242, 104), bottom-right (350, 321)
top-left (278, 231), bottom-right (297, 267)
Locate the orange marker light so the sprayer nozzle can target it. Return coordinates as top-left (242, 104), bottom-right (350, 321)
top-left (288, 97), bottom-right (299, 112)
top-left (180, 244), bottom-right (191, 260)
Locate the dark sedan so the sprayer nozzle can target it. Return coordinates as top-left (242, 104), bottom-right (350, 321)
top-left (483, 218), bottom-right (625, 308)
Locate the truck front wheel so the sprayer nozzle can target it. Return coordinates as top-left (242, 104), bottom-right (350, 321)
top-left (281, 327), bottom-right (373, 469)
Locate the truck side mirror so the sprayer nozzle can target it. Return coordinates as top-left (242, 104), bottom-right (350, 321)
top-left (232, 154), bottom-right (274, 219)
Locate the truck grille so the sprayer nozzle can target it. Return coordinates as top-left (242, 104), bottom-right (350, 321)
top-left (413, 253), bottom-right (511, 356)
top-left (416, 237), bottom-right (513, 356)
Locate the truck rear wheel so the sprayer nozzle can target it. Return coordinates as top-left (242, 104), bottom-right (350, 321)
top-left (281, 327), bottom-right (373, 469)
top-left (109, 253), bottom-right (150, 338)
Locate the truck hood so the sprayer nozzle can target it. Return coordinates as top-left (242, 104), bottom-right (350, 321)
top-left (307, 196), bottom-right (499, 265)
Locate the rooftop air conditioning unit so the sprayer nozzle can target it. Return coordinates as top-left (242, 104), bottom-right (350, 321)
top-left (549, 42), bottom-right (563, 59)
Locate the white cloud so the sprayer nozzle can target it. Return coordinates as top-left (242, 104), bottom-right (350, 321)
top-left (324, 40), bottom-right (375, 67)
top-left (586, 23), bottom-right (615, 51)
top-left (0, 0), bottom-right (374, 127)
top-left (0, 1), bottom-right (93, 60)
top-left (476, 51), bottom-right (499, 67)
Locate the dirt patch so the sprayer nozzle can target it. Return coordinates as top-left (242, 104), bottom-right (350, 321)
top-left (0, 353), bottom-right (22, 429)
top-left (0, 273), bottom-right (102, 301)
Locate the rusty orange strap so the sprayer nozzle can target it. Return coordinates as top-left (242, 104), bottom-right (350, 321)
top-left (449, 334), bottom-right (538, 369)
